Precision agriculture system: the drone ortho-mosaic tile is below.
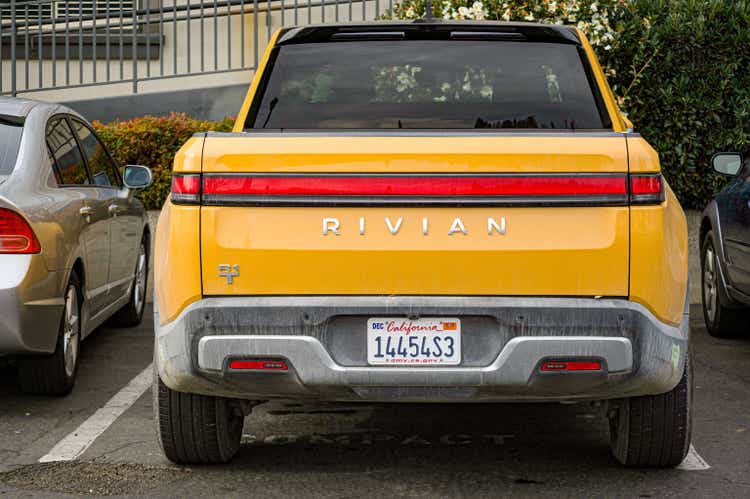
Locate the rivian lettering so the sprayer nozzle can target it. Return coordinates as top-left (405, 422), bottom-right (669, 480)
top-left (322, 216), bottom-right (507, 236)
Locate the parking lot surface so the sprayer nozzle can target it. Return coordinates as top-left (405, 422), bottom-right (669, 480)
top-left (1, 305), bottom-right (748, 498)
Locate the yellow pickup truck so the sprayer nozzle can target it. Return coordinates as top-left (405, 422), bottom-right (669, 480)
top-left (153, 21), bottom-right (690, 467)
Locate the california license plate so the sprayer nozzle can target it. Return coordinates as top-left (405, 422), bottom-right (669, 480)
top-left (367, 318), bottom-right (461, 366)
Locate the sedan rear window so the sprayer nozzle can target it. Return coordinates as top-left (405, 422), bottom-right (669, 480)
top-left (0, 119), bottom-right (24, 175)
top-left (246, 41), bottom-right (609, 130)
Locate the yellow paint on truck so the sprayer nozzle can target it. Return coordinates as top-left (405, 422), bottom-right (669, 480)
top-left (155, 27), bottom-right (688, 328)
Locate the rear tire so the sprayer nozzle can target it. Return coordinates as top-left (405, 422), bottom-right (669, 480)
top-left (110, 238), bottom-right (148, 327)
top-left (18, 272), bottom-right (82, 396)
top-left (154, 372), bottom-right (244, 465)
top-left (701, 231), bottom-right (746, 338)
top-left (609, 352), bottom-right (692, 468)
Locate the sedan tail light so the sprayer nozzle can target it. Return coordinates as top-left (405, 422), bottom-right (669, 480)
top-left (0, 208), bottom-right (41, 254)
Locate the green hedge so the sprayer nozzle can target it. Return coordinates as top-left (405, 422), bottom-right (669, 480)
top-left (601, 0), bottom-right (750, 209)
top-left (96, 1), bottom-right (750, 210)
top-left (93, 113), bottom-right (234, 210)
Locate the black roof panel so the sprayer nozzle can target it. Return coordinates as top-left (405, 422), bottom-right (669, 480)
top-left (276, 21), bottom-right (581, 46)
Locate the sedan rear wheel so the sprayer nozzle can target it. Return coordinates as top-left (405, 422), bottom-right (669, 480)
top-left (110, 238), bottom-right (148, 327)
top-left (18, 273), bottom-right (81, 396)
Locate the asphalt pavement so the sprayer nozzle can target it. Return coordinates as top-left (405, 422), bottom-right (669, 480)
top-left (0, 304), bottom-right (748, 498)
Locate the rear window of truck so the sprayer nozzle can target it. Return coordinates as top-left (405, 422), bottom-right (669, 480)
top-left (246, 40), bottom-right (609, 130)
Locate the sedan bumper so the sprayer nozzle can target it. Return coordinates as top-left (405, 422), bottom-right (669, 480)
top-left (155, 296), bottom-right (689, 402)
top-left (0, 254), bottom-right (63, 354)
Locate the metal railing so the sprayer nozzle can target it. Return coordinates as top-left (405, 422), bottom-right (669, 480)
top-left (0, 0), bottom-right (389, 96)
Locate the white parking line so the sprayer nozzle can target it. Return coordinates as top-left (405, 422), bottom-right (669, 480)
top-left (35, 363), bottom-right (713, 470)
top-left (677, 444), bottom-right (711, 470)
top-left (38, 364), bottom-right (153, 463)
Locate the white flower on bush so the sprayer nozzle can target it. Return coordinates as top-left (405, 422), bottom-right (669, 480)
top-left (391, 0), bottom-right (620, 51)
top-left (441, 1), bottom-right (488, 20)
top-left (471, 2), bottom-right (488, 20)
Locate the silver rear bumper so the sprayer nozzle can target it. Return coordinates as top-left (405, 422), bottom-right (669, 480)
top-left (155, 296), bottom-right (689, 402)
top-left (0, 254), bottom-right (63, 354)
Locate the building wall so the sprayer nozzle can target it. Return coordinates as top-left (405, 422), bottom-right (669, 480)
top-left (66, 82), bottom-right (248, 121)
top-left (2, 0), bottom-right (383, 117)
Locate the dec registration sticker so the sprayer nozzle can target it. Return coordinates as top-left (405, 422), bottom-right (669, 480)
top-left (366, 318), bottom-right (461, 366)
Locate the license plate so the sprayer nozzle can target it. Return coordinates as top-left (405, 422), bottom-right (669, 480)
top-left (367, 318), bottom-right (461, 366)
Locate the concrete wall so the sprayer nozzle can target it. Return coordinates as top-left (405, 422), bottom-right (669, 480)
top-left (65, 82), bottom-right (248, 121)
top-left (3, 0), bottom-right (383, 119)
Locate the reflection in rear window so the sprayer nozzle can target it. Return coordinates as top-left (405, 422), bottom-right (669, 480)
top-left (0, 121), bottom-right (23, 175)
top-left (247, 41), bottom-right (608, 130)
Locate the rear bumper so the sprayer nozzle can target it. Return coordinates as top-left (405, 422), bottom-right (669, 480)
top-left (155, 296), bottom-right (689, 402)
top-left (0, 254), bottom-right (63, 354)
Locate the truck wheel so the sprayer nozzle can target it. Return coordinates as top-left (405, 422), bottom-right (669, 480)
top-left (18, 272), bottom-right (82, 396)
top-left (154, 372), bottom-right (244, 464)
top-left (609, 352), bottom-right (692, 467)
top-left (110, 239), bottom-right (148, 327)
top-left (701, 231), bottom-right (745, 338)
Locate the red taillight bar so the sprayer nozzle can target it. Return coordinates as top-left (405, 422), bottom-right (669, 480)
top-left (170, 174), bottom-right (201, 204)
top-left (202, 175), bottom-right (628, 197)
top-left (541, 360), bottom-right (603, 372)
top-left (170, 173), bottom-right (665, 207)
top-left (0, 208), bottom-right (41, 254)
top-left (228, 359), bottom-right (289, 371)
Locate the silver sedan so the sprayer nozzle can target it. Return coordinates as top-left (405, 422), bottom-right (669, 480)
top-left (0, 97), bottom-right (152, 395)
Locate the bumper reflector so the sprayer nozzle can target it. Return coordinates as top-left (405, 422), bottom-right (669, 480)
top-left (229, 359), bottom-right (289, 371)
top-left (541, 360), bottom-right (602, 372)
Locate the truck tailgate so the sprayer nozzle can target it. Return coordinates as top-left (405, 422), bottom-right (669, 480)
top-left (199, 134), bottom-right (629, 297)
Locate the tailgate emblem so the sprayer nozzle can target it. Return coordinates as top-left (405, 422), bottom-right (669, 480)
top-left (218, 264), bottom-right (240, 284)
top-left (322, 217), bottom-right (506, 236)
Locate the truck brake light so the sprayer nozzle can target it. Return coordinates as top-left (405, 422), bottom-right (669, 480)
top-left (630, 174), bottom-right (664, 205)
top-left (170, 174), bottom-right (201, 204)
top-left (201, 174), bottom-right (627, 197)
top-left (170, 173), bottom-right (666, 206)
top-left (0, 208), bottom-right (41, 254)
top-left (198, 173), bottom-right (631, 206)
